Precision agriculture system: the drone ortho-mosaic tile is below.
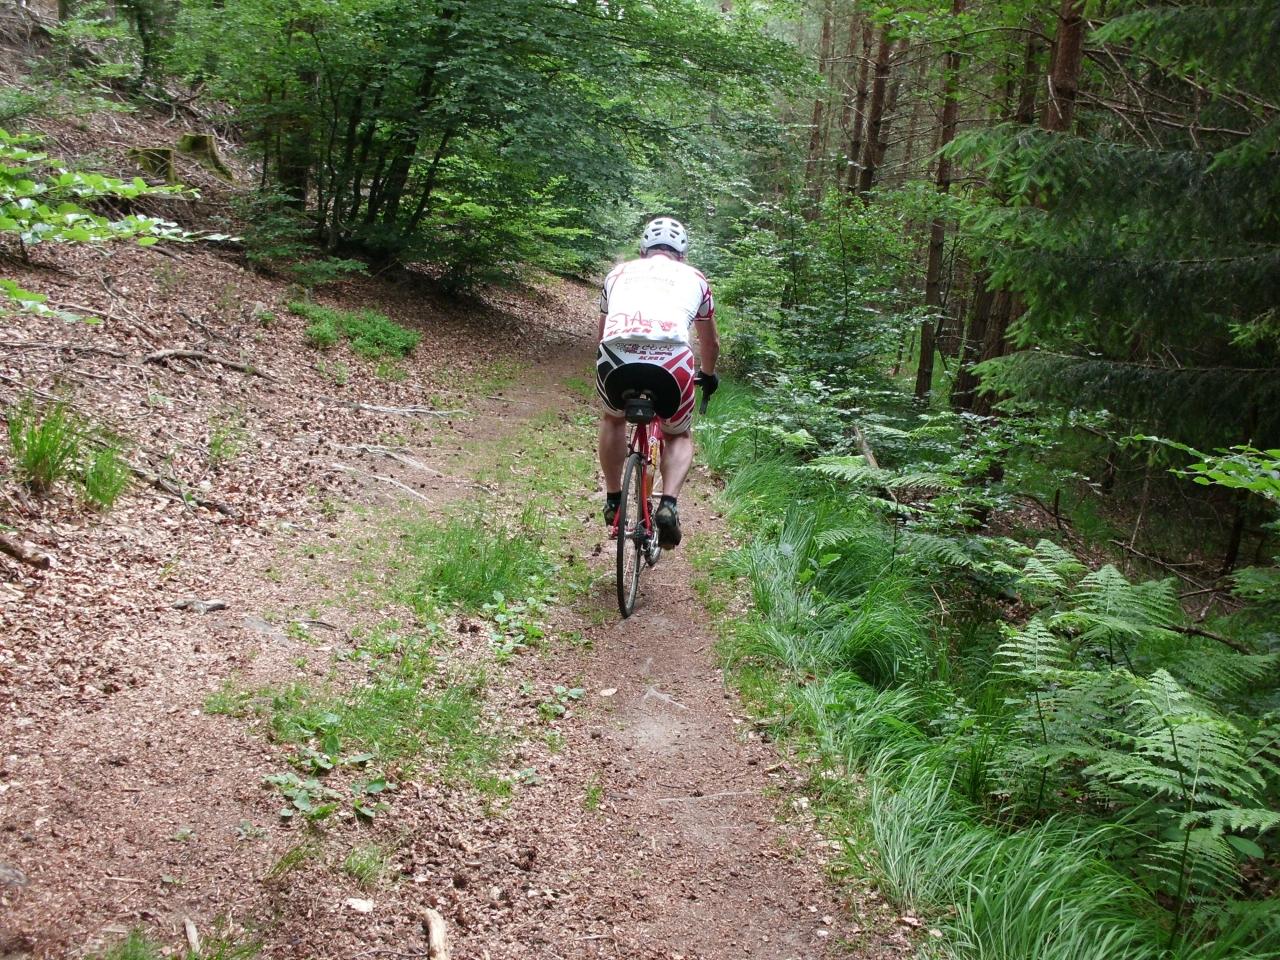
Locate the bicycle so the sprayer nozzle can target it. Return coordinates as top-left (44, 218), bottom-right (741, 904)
top-left (612, 386), bottom-right (710, 618)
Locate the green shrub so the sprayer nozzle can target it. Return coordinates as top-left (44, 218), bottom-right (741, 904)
top-left (81, 442), bottom-right (131, 510)
top-left (6, 396), bottom-right (83, 494)
top-left (303, 316), bottom-right (340, 350)
top-left (290, 301), bottom-right (419, 359)
top-left (0, 88), bottom-right (55, 126)
top-left (229, 189), bottom-right (366, 289)
top-left (288, 257), bottom-right (365, 289)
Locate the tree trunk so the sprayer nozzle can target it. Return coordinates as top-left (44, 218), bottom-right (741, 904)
top-left (958, 26), bottom-right (1051, 409)
top-left (855, 31), bottom-right (895, 199)
top-left (970, 289), bottom-right (1013, 416)
top-left (276, 19), bottom-right (318, 209)
top-left (1043, 0), bottom-right (1085, 133)
top-left (899, 52), bottom-right (930, 179)
top-left (805, 0), bottom-right (836, 195)
top-left (938, 297), bottom-right (966, 358)
top-left (950, 276), bottom-right (993, 410)
top-left (843, 24), bottom-right (873, 193)
top-left (914, 0), bottom-right (964, 398)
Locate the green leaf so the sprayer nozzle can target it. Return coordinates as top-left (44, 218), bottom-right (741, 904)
top-left (1224, 835), bottom-right (1265, 859)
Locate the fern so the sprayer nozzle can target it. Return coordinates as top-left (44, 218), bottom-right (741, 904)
top-left (1247, 713), bottom-right (1280, 788)
top-left (804, 457), bottom-right (959, 492)
top-left (1187, 806), bottom-right (1280, 835)
top-left (805, 457), bottom-right (886, 486)
top-left (1019, 555), bottom-right (1070, 592)
top-left (1075, 566), bottom-right (1179, 628)
top-left (1051, 565), bottom-right (1182, 664)
top-left (1165, 648), bottom-right (1280, 701)
top-left (1032, 539), bottom-right (1086, 580)
top-left (994, 618), bottom-right (1071, 679)
top-left (1125, 670), bottom-right (1263, 806)
top-left (902, 532), bottom-right (979, 569)
top-left (814, 525), bottom-right (866, 549)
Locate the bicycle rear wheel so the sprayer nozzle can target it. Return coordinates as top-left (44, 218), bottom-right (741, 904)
top-left (616, 451), bottom-right (645, 618)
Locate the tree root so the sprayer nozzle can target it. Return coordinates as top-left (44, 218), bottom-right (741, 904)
top-left (144, 348), bottom-right (275, 379)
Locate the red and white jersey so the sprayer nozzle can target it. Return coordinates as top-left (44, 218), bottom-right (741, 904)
top-left (598, 254), bottom-right (714, 346)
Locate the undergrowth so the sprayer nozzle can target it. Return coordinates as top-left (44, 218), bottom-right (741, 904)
top-left (5, 394), bottom-right (131, 508)
top-left (291, 301), bottom-right (420, 359)
top-left (698, 381), bottom-right (1280, 960)
top-left (90, 927), bottom-right (260, 960)
top-left (397, 509), bottom-right (554, 615)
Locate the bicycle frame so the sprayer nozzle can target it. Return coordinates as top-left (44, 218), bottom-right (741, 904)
top-left (611, 415), bottom-right (664, 540)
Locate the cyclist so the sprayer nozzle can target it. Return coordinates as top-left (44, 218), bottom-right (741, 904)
top-left (596, 217), bottom-right (720, 548)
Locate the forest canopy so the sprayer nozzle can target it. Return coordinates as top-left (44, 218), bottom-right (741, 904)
top-left (164, 0), bottom-right (800, 284)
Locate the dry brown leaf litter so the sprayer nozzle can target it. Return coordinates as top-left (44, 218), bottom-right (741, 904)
top-left (0, 107), bottom-right (910, 960)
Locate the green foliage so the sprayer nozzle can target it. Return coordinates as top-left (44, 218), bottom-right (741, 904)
top-left (948, 0), bottom-right (1280, 447)
top-left (0, 129), bottom-right (190, 253)
top-left (228, 189), bottom-right (366, 289)
top-left (0, 87), bottom-right (55, 126)
top-left (167, 0), bottom-right (798, 280)
top-left (81, 441), bottom-right (131, 509)
top-left (241, 654), bottom-right (501, 800)
top-left (701, 383), bottom-right (1280, 958)
top-left (0, 128), bottom-right (230, 319)
top-left (5, 394), bottom-right (130, 508)
top-left (289, 302), bottom-right (419, 359)
top-left (302, 316), bottom-right (339, 351)
top-left (398, 511), bottom-right (552, 615)
top-left (717, 191), bottom-right (914, 390)
top-left (1139, 437), bottom-right (1280, 509)
top-left (6, 395), bottom-right (83, 494)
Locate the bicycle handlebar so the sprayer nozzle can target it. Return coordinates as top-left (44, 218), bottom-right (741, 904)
top-left (698, 389), bottom-right (710, 416)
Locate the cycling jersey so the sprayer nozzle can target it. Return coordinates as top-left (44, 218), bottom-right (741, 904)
top-left (598, 254), bottom-right (714, 346)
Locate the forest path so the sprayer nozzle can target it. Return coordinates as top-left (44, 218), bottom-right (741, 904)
top-left (1, 271), bottom-right (907, 960)
top-left (464, 332), bottom-right (892, 960)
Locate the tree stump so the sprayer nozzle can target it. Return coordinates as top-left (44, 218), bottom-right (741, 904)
top-left (128, 146), bottom-right (177, 184)
top-left (176, 132), bottom-right (233, 180)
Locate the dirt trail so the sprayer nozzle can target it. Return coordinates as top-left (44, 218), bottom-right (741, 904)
top-left (1, 269), bottom-right (907, 959)
top-left (443, 334), bottom-right (907, 960)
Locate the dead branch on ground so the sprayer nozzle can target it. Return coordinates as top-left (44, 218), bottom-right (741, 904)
top-left (144, 349), bottom-right (275, 379)
top-left (331, 462), bottom-right (435, 504)
top-left (0, 532), bottom-right (52, 569)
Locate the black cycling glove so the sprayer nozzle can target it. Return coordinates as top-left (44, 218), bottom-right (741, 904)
top-left (695, 370), bottom-right (720, 397)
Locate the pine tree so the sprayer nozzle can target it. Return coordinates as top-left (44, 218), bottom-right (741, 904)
top-left (958, 0), bottom-right (1280, 447)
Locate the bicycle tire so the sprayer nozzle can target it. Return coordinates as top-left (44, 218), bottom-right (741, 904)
top-left (616, 451), bottom-right (645, 618)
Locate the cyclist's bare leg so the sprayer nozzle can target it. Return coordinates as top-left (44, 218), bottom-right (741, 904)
top-left (659, 430), bottom-right (693, 498)
top-left (599, 413), bottom-right (627, 491)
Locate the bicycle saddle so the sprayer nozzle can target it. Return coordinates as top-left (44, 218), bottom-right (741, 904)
top-left (621, 390), bottom-right (657, 424)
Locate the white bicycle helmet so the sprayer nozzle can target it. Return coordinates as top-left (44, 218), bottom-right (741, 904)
top-left (640, 217), bottom-right (689, 256)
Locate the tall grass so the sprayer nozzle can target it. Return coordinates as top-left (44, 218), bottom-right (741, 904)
top-left (6, 395), bottom-right (82, 494)
top-left (81, 442), bottom-right (131, 509)
top-left (398, 509), bottom-right (553, 614)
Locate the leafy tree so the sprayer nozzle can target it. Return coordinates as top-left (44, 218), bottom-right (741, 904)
top-left (168, 0), bottom-right (798, 282)
top-left (0, 129), bottom-right (201, 318)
